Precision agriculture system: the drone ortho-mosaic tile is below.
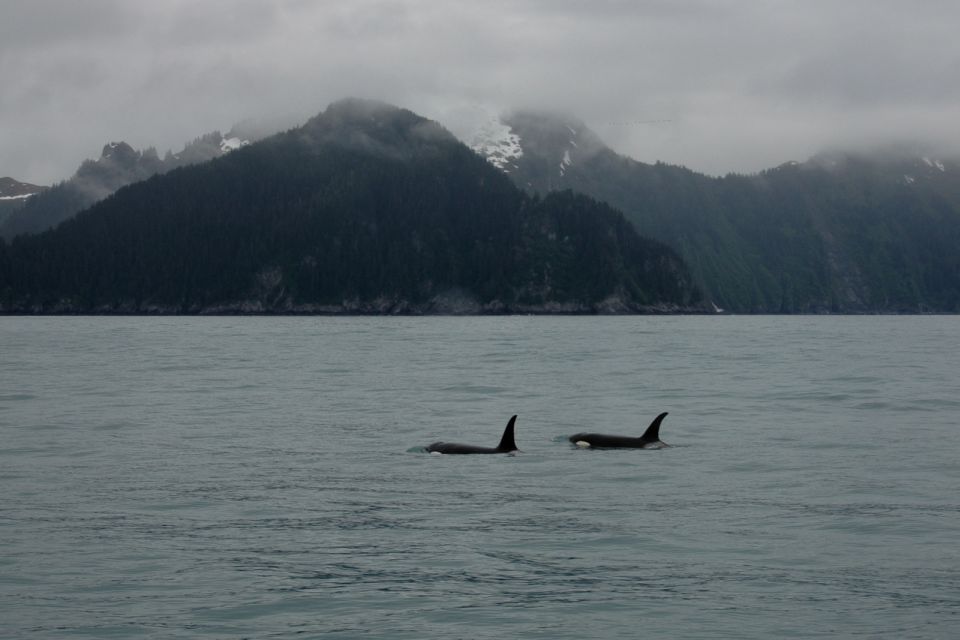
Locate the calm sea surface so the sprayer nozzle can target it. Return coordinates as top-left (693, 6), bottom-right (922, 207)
top-left (2, 316), bottom-right (958, 638)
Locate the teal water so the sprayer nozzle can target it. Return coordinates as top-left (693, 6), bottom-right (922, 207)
top-left (2, 316), bottom-right (958, 638)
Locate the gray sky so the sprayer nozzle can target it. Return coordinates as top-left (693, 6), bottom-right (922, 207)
top-left (3, 0), bottom-right (959, 184)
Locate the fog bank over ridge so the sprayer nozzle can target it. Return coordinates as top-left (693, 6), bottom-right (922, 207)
top-left (3, 1), bottom-right (960, 183)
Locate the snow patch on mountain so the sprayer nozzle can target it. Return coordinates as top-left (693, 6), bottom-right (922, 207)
top-left (0, 177), bottom-right (45, 200)
top-left (220, 136), bottom-right (250, 153)
top-left (465, 115), bottom-right (523, 171)
top-left (560, 149), bottom-right (572, 177)
top-left (444, 105), bottom-right (523, 171)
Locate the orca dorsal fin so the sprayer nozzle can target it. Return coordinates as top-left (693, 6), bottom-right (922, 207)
top-left (496, 415), bottom-right (518, 452)
top-left (641, 412), bottom-right (668, 441)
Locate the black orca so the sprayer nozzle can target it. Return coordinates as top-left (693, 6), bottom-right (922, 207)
top-left (568, 412), bottom-right (669, 449)
top-left (426, 415), bottom-right (518, 454)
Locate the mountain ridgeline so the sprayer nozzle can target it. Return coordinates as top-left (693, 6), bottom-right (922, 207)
top-left (495, 112), bottom-right (960, 313)
top-left (0, 100), bottom-right (702, 314)
top-left (0, 129), bottom-right (258, 240)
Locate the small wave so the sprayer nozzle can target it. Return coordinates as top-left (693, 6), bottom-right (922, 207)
top-left (0, 393), bottom-right (36, 402)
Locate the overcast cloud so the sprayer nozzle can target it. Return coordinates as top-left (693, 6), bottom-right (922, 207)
top-left (3, 0), bottom-right (959, 184)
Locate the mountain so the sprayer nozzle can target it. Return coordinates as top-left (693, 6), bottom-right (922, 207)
top-left (0, 129), bottom-right (257, 240)
top-left (0, 177), bottom-right (46, 227)
top-left (0, 177), bottom-right (45, 199)
top-left (0, 99), bottom-right (702, 315)
top-left (466, 111), bottom-right (960, 313)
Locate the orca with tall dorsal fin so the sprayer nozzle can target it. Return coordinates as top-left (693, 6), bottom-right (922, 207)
top-left (568, 412), bottom-right (669, 449)
top-left (426, 415), bottom-right (518, 454)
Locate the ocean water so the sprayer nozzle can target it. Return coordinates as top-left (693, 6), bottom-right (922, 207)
top-left (1, 315), bottom-right (958, 638)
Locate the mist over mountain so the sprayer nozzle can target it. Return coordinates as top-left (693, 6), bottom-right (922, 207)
top-left (0, 126), bottom-right (264, 240)
top-left (0, 100), bottom-right (701, 315)
top-left (466, 110), bottom-right (960, 313)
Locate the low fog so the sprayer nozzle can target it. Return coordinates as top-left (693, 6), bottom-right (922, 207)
top-left (3, 0), bottom-right (960, 184)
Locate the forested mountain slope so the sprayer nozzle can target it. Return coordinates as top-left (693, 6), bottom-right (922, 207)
top-left (0, 100), bottom-right (701, 314)
top-left (481, 111), bottom-right (960, 312)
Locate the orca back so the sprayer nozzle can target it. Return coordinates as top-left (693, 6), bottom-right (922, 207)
top-left (569, 412), bottom-right (669, 449)
top-left (568, 433), bottom-right (646, 448)
top-left (427, 442), bottom-right (500, 454)
top-left (426, 415), bottom-right (518, 455)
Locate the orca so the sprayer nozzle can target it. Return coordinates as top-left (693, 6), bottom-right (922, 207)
top-left (568, 412), bottom-right (669, 449)
top-left (426, 415), bottom-right (518, 454)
